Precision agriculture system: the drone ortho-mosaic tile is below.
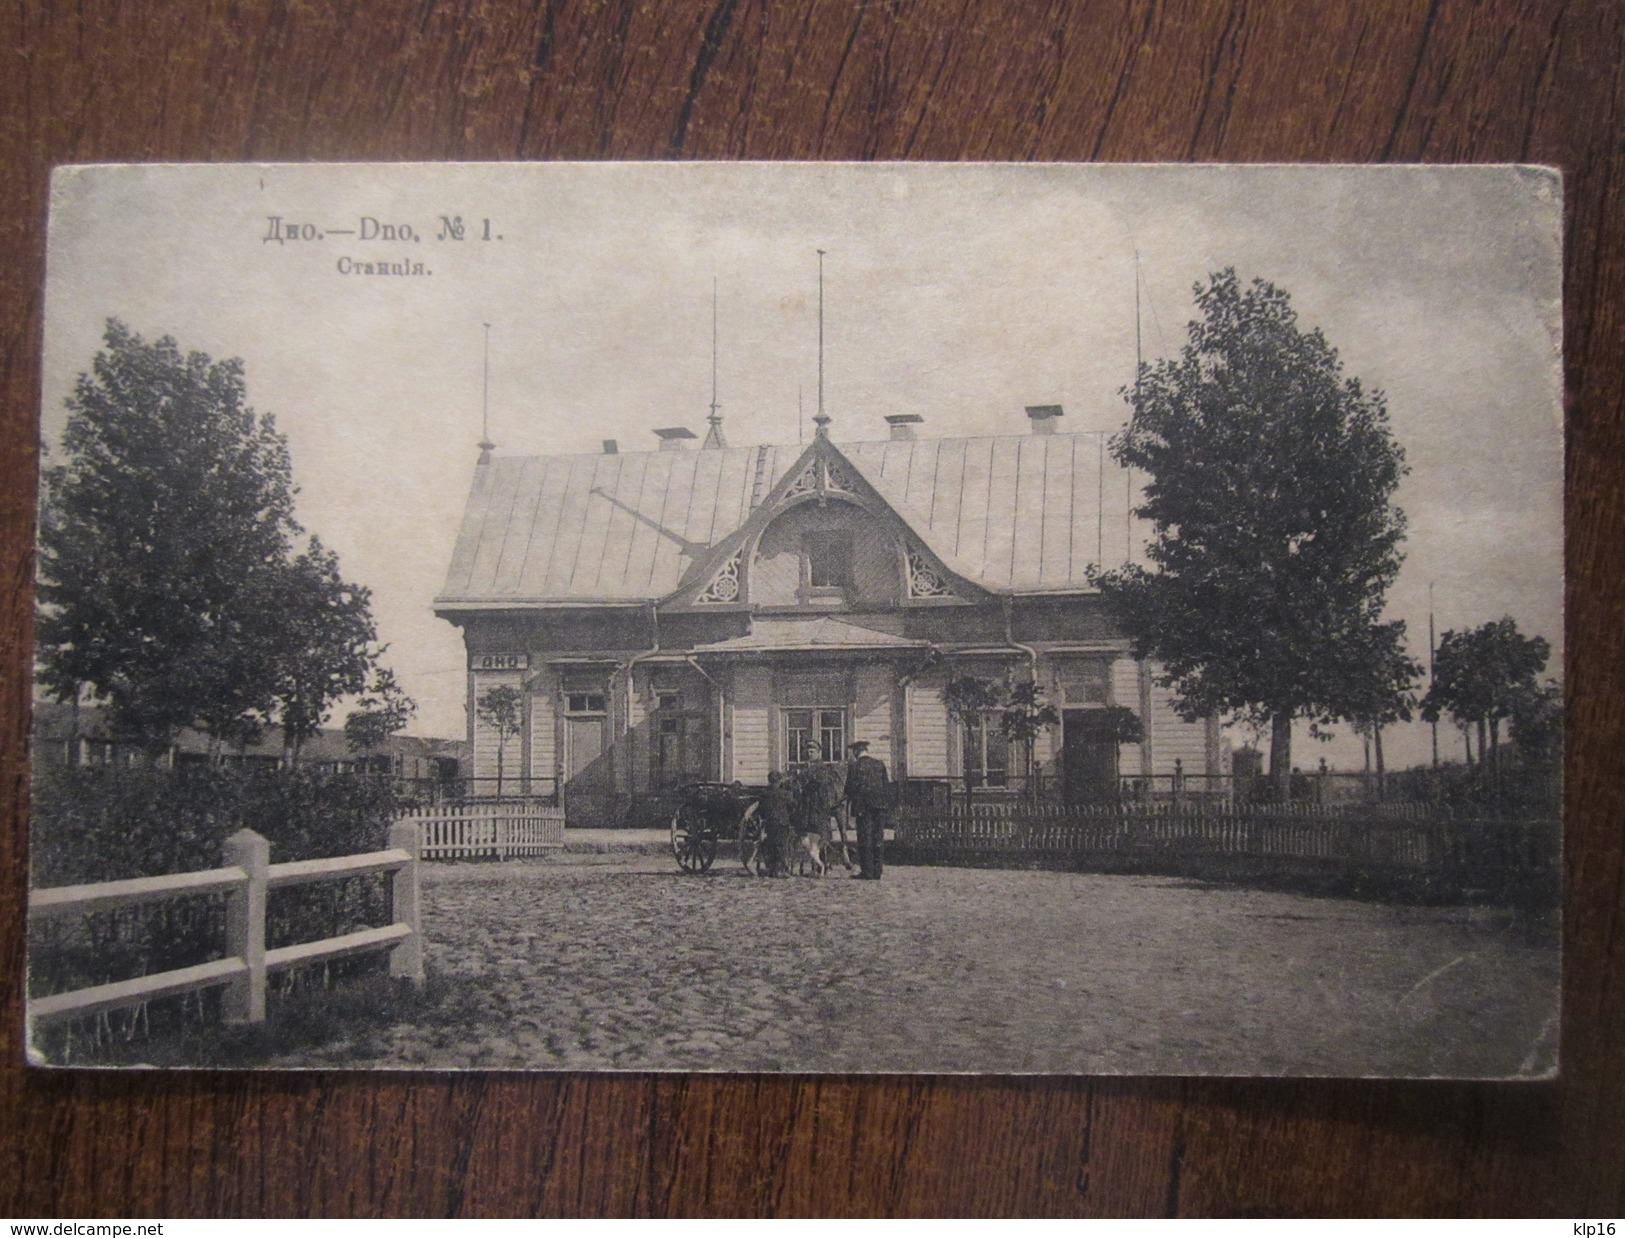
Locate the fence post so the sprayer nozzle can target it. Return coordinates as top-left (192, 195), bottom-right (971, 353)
top-left (388, 820), bottom-right (425, 983)
top-left (222, 829), bottom-right (269, 1024)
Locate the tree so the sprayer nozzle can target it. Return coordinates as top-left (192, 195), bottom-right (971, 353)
top-left (1422, 617), bottom-right (1550, 769)
top-left (37, 320), bottom-right (386, 757)
top-left (1342, 632), bottom-right (1421, 793)
top-left (1093, 271), bottom-right (1413, 801)
top-left (345, 668), bottom-right (419, 761)
top-left (476, 685), bottom-right (526, 796)
top-left (269, 539), bottom-right (380, 760)
top-left (1508, 677), bottom-right (1563, 766)
top-left (942, 673), bottom-right (1059, 794)
top-left (1096, 704), bottom-right (1146, 746)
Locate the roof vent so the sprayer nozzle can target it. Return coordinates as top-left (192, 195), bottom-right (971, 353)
top-left (885, 413), bottom-right (924, 441)
top-left (1025, 404), bottom-right (1064, 435)
top-left (602, 439), bottom-right (619, 455)
top-left (653, 427), bottom-right (697, 452)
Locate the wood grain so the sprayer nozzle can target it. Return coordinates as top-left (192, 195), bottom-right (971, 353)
top-left (3, 0), bottom-right (1621, 1217)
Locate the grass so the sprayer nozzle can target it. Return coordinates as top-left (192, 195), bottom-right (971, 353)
top-left (29, 965), bottom-right (488, 1069)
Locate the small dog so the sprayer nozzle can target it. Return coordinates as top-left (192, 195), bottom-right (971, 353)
top-left (793, 827), bottom-right (829, 877)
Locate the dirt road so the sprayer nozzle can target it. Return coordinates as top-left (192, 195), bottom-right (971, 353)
top-left (269, 856), bottom-right (1559, 1076)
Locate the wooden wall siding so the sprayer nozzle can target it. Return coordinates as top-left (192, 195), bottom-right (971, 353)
top-left (905, 674), bottom-right (952, 779)
top-left (529, 668), bottom-right (556, 785)
top-left (469, 669), bottom-right (526, 782)
top-left (4, 0), bottom-right (1622, 1220)
top-left (1112, 657), bottom-right (1145, 778)
top-left (1147, 678), bottom-right (1214, 778)
top-left (1111, 657), bottom-right (1141, 712)
top-left (851, 662), bottom-right (895, 766)
top-left (729, 665), bottom-right (773, 783)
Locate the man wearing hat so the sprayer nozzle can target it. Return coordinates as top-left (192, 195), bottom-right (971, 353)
top-left (845, 741), bottom-right (891, 880)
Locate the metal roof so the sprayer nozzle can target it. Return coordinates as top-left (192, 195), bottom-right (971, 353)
top-left (436, 432), bottom-right (1133, 607)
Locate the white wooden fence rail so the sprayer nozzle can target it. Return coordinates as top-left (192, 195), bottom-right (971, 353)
top-left (27, 822), bottom-right (423, 1030)
top-left (406, 800), bottom-right (565, 859)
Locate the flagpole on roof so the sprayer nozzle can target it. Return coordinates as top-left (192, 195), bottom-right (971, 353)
top-left (704, 278), bottom-right (725, 449)
top-left (814, 249), bottom-right (830, 437)
top-left (478, 321), bottom-right (495, 464)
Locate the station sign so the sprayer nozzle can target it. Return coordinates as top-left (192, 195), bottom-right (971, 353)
top-left (472, 652), bottom-right (530, 671)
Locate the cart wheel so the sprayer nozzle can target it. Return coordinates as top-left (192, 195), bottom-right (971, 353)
top-left (737, 801), bottom-right (761, 872)
top-left (671, 809), bottom-right (716, 874)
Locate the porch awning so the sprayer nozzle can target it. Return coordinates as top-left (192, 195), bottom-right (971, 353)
top-left (689, 616), bottom-right (931, 655)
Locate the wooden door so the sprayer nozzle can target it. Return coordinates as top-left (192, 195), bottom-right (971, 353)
top-left (1062, 709), bottom-right (1119, 805)
top-left (563, 714), bottom-right (610, 825)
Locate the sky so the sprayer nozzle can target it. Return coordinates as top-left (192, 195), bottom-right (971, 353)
top-left (39, 163), bottom-right (1564, 771)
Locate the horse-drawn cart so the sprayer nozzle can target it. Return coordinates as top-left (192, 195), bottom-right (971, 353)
top-left (668, 782), bottom-right (762, 873)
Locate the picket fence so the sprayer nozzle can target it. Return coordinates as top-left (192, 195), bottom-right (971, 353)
top-left (27, 823), bottom-right (424, 1032)
top-left (405, 799), bottom-right (565, 860)
top-left (892, 802), bottom-right (1558, 900)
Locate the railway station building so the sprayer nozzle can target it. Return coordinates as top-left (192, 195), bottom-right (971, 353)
top-left (434, 408), bottom-right (1220, 826)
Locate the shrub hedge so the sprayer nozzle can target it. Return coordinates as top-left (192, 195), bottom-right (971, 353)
top-left (28, 765), bottom-right (408, 1018)
top-left (31, 763), bottom-right (402, 886)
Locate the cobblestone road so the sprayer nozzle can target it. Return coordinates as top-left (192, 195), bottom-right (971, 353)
top-left (271, 856), bottom-right (1559, 1076)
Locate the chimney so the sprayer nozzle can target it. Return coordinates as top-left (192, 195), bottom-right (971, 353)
top-left (602, 439), bottom-right (619, 454)
top-left (885, 413), bottom-right (924, 441)
top-left (1025, 404), bottom-right (1064, 435)
top-left (653, 427), bottom-right (697, 452)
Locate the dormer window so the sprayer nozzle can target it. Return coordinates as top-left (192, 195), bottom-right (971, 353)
top-left (804, 530), bottom-right (853, 595)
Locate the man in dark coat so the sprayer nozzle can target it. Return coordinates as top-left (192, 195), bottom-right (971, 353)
top-left (845, 741), bottom-right (891, 880)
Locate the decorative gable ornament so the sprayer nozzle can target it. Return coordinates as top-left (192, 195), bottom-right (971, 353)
top-left (785, 456), bottom-right (857, 500)
top-left (696, 550), bottom-right (742, 604)
top-left (906, 547), bottom-right (956, 599)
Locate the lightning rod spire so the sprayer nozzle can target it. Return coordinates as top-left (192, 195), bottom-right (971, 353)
top-left (478, 322), bottom-right (495, 464)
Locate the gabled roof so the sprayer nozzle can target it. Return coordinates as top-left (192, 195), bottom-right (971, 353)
top-left (436, 429), bottom-right (1130, 609)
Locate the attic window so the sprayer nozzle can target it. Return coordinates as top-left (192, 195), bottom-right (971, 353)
top-left (804, 531), bottom-right (853, 591)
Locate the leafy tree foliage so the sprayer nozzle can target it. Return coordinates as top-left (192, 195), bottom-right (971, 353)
top-left (942, 674), bottom-right (1061, 746)
top-left (270, 539), bottom-right (379, 758)
top-left (1508, 678), bottom-right (1563, 766)
top-left (37, 321), bottom-right (399, 755)
top-left (476, 684), bottom-right (526, 793)
top-left (1422, 616), bottom-right (1551, 767)
top-left (1093, 271), bottom-right (1414, 797)
top-left (345, 668), bottom-right (419, 756)
top-left (1341, 630), bottom-right (1422, 787)
top-left (1096, 704), bottom-right (1146, 746)
top-left (942, 673), bottom-right (1060, 791)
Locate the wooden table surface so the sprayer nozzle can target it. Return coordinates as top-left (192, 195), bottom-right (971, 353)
top-left (2, 0), bottom-right (1621, 1218)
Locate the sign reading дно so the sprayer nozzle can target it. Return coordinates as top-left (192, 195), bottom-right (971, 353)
top-left (473, 653), bottom-right (529, 671)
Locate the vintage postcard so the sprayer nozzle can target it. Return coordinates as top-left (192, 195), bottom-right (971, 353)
top-left (27, 163), bottom-right (1562, 1075)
